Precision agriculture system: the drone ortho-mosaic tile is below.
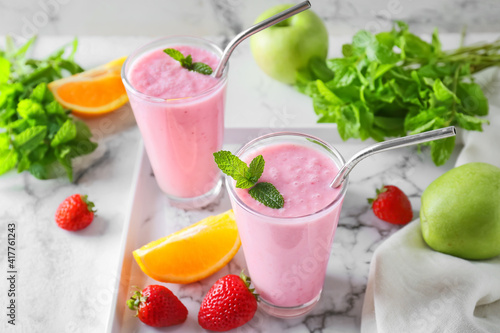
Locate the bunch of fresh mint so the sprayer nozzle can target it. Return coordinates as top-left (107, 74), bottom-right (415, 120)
top-left (296, 21), bottom-right (497, 166)
top-left (214, 151), bottom-right (284, 209)
top-left (0, 36), bottom-right (97, 181)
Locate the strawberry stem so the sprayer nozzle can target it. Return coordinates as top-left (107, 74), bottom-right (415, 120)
top-left (127, 290), bottom-right (147, 315)
top-left (80, 194), bottom-right (97, 213)
top-left (240, 271), bottom-right (259, 302)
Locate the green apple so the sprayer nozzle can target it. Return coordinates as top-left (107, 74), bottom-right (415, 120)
top-left (250, 4), bottom-right (329, 84)
top-left (420, 162), bottom-right (500, 260)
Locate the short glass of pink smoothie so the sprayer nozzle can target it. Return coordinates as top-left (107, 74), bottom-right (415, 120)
top-left (227, 132), bottom-right (348, 318)
top-left (122, 36), bottom-right (228, 208)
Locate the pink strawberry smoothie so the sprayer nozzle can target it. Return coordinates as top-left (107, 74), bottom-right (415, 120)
top-left (231, 143), bottom-right (344, 309)
top-left (127, 45), bottom-right (226, 199)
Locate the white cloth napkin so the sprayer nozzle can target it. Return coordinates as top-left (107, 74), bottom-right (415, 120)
top-left (361, 106), bottom-right (500, 333)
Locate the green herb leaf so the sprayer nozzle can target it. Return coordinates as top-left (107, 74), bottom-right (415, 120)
top-left (14, 125), bottom-right (47, 153)
top-left (0, 149), bottom-right (18, 175)
top-left (192, 62), bottom-right (213, 75)
top-left (17, 154), bottom-right (31, 173)
top-left (213, 150), bottom-right (253, 188)
top-left (163, 48), bottom-right (185, 62)
top-left (30, 82), bottom-right (47, 102)
top-left (248, 182), bottom-right (284, 209)
top-left (0, 57), bottom-right (11, 84)
top-left (163, 48), bottom-right (213, 76)
top-left (17, 99), bottom-right (46, 119)
top-left (433, 79), bottom-right (459, 103)
top-left (0, 132), bottom-right (10, 150)
top-left (213, 150), bottom-right (284, 208)
top-left (248, 155), bottom-right (265, 184)
top-left (456, 82), bottom-right (488, 116)
top-left (182, 55), bottom-right (193, 69)
top-left (51, 119), bottom-right (77, 147)
top-left (455, 113), bottom-right (489, 131)
top-left (430, 136), bottom-right (455, 166)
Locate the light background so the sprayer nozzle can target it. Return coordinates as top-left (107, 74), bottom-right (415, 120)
top-left (1, 0), bottom-right (499, 41)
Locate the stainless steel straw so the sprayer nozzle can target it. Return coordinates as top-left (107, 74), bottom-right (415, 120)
top-left (330, 126), bottom-right (457, 188)
top-left (213, 1), bottom-right (311, 78)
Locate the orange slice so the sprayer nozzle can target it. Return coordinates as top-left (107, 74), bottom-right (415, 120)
top-left (133, 210), bottom-right (241, 284)
top-left (48, 56), bottom-right (128, 117)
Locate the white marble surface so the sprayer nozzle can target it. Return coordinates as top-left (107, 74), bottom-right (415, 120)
top-left (0, 1), bottom-right (499, 331)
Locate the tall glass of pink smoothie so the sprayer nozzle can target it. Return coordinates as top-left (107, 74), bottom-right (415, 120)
top-left (226, 132), bottom-right (348, 318)
top-left (122, 36), bottom-right (228, 208)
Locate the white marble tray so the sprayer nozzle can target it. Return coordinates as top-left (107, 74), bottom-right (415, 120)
top-left (106, 125), bottom-right (354, 333)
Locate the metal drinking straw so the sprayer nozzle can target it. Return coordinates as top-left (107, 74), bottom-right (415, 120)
top-left (213, 1), bottom-right (311, 78)
top-left (330, 126), bottom-right (457, 188)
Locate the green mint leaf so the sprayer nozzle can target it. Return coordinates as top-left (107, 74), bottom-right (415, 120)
top-left (213, 150), bottom-right (254, 188)
top-left (248, 182), bottom-right (284, 209)
top-left (163, 48), bottom-right (185, 62)
top-left (400, 32), bottom-right (432, 58)
top-left (14, 125), bottom-right (47, 153)
top-left (51, 119), bottom-right (77, 147)
top-left (0, 56), bottom-right (11, 84)
top-left (433, 78), bottom-right (459, 103)
top-left (0, 132), bottom-right (10, 150)
top-left (163, 48), bottom-right (213, 75)
top-left (456, 82), bottom-right (488, 116)
top-left (430, 136), bottom-right (455, 166)
top-left (45, 100), bottom-right (67, 117)
top-left (0, 149), bottom-right (18, 175)
top-left (17, 154), bottom-right (31, 173)
top-left (55, 147), bottom-right (73, 182)
top-left (308, 57), bottom-right (333, 82)
top-left (6, 119), bottom-right (28, 133)
top-left (431, 28), bottom-right (441, 54)
top-left (182, 55), bottom-right (193, 69)
top-left (248, 155), bottom-right (265, 184)
top-left (74, 120), bottom-right (93, 140)
top-left (28, 144), bottom-right (48, 162)
top-left (455, 113), bottom-right (489, 131)
top-left (17, 99), bottom-right (46, 119)
top-left (235, 177), bottom-right (257, 189)
top-left (30, 83), bottom-right (47, 102)
top-left (192, 62), bottom-right (213, 75)
top-left (352, 30), bottom-right (375, 53)
top-left (28, 162), bottom-right (49, 180)
top-left (341, 44), bottom-right (353, 57)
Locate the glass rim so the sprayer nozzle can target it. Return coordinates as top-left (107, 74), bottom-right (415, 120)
top-left (226, 131), bottom-right (348, 221)
top-left (121, 35), bottom-right (228, 103)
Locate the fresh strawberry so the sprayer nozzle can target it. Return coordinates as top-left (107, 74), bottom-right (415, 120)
top-left (55, 194), bottom-right (96, 231)
top-left (127, 285), bottom-right (188, 328)
top-left (198, 272), bottom-right (258, 332)
top-left (368, 185), bottom-right (413, 225)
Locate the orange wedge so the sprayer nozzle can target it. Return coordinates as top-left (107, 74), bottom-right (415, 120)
top-left (48, 56), bottom-right (128, 117)
top-left (133, 210), bottom-right (241, 284)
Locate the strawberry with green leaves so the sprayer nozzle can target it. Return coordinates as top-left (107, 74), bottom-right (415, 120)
top-left (127, 285), bottom-right (188, 328)
top-left (55, 194), bottom-right (96, 231)
top-left (198, 272), bottom-right (258, 332)
top-left (368, 185), bottom-right (413, 225)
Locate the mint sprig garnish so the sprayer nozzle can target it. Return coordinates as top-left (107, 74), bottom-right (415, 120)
top-left (248, 183), bottom-right (284, 209)
top-left (213, 151), bottom-right (284, 209)
top-left (163, 48), bottom-right (213, 75)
